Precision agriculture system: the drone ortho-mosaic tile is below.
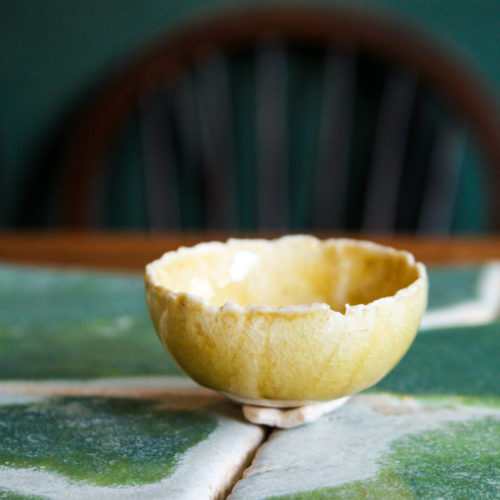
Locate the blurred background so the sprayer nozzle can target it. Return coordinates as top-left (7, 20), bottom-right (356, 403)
top-left (1, 0), bottom-right (499, 234)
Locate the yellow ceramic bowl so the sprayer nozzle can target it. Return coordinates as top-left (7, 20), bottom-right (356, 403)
top-left (144, 236), bottom-right (427, 407)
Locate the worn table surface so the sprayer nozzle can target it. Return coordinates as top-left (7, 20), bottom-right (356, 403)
top-left (0, 233), bottom-right (499, 499)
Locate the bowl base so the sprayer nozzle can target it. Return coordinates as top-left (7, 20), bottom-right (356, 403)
top-left (239, 396), bottom-right (350, 429)
top-left (222, 392), bottom-right (346, 408)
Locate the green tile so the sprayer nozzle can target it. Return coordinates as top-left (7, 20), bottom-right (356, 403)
top-left (229, 395), bottom-right (500, 500)
top-left (427, 265), bottom-right (483, 310)
top-left (372, 322), bottom-right (500, 400)
top-left (268, 418), bottom-right (500, 500)
top-left (422, 263), bottom-right (500, 330)
top-left (0, 396), bottom-right (217, 486)
top-left (0, 491), bottom-right (46, 500)
top-left (0, 316), bottom-right (182, 379)
top-left (0, 266), bottom-right (146, 325)
top-left (0, 393), bottom-right (264, 499)
top-left (0, 265), bottom-right (181, 379)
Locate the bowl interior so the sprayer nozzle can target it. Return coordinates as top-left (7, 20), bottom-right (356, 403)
top-left (151, 238), bottom-right (420, 312)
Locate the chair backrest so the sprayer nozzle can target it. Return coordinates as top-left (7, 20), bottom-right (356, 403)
top-left (60, 7), bottom-right (500, 232)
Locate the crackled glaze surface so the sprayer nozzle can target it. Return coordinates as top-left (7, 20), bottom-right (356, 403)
top-left (145, 236), bottom-right (428, 404)
top-left (147, 236), bottom-right (420, 310)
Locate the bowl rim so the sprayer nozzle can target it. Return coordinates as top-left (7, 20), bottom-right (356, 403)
top-left (144, 235), bottom-right (428, 316)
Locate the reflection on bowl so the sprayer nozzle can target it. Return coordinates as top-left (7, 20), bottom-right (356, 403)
top-left (145, 236), bottom-right (427, 407)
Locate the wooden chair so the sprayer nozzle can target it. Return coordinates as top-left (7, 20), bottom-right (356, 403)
top-left (60, 6), bottom-right (500, 232)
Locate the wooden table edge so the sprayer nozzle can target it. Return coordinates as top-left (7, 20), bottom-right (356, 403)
top-left (0, 231), bottom-right (498, 271)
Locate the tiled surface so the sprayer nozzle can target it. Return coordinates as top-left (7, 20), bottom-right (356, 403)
top-left (427, 265), bottom-right (484, 309)
top-left (0, 264), bottom-right (268, 499)
top-left (230, 393), bottom-right (500, 499)
top-left (0, 265), bottom-right (182, 379)
top-left (0, 262), bottom-right (499, 499)
top-left (373, 322), bottom-right (500, 398)
top-left (0, 387), bottom-right (264, 499)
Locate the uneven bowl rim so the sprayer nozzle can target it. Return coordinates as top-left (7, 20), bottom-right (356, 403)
top-left (144, 235), bottom-right (427, 317)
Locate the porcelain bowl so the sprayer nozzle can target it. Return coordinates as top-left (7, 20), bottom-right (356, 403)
top-left (144, 236), bottom-right (427, 407)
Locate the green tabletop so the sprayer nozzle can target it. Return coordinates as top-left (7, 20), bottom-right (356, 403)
top-left (0, 263), bottom-right (498, 498)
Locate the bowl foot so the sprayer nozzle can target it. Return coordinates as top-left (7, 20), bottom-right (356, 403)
top-left (241, 396), bottom-right (350, 428)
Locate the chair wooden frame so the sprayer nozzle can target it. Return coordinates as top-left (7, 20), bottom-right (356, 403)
top-left (61, 6), bottom-right (500, 228)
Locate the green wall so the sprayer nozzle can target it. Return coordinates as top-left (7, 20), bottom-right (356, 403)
top-left (1, 0), bottom-right (498, 230)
